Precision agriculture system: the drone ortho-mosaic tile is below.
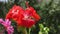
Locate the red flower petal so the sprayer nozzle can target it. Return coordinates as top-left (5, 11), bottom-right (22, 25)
top-left (6, 5), bottom-right (24, 21)
top-left (18, 18), bottom-right (35, 28)
top-left (25, 6), bottom-right (41, 21)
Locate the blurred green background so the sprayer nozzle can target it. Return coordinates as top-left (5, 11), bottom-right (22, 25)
top-left (0, 0), bottom-right (60, 34)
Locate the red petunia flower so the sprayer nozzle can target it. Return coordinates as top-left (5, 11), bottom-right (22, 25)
top-left (25, 6), bottom-right (40, 21)
top-left (6, 5), bottom-right (24, 21)
top-left (25, 1), bottom-right (40, 21)
top-left (6, 2), bottom-right (41, 28)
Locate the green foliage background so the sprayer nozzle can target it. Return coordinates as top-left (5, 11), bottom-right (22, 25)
top-left (0, 0), bottom-right (60, 34)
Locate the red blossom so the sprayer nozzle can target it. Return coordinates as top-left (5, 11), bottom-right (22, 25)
top-left (6, 2), bottom-right (41, 28)
top-left (6, 5), bottom-right (24, 21)
top-left (25, 6), bottom-right (40, 21)
top-left (25, 1), bottom-right (40, 21)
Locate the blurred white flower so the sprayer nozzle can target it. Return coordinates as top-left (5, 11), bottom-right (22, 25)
top-left (0, 0), bottom-right (8, 3)
top-left (0, 0), bottom-right (15, 3)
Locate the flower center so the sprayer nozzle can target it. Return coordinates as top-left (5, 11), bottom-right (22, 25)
top-left (23, 14), bottom-right (35, 20)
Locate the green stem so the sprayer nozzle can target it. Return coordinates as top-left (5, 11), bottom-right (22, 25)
top-left (28, 28), bottom-right (31, 34)
top-left (23, 28), bottom-right (27, 34)
top-left (22, 28), bottom-right (31, 34)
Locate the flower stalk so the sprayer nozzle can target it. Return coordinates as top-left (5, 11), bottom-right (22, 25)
top-left (23, 28), bottom-right (27, 34)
